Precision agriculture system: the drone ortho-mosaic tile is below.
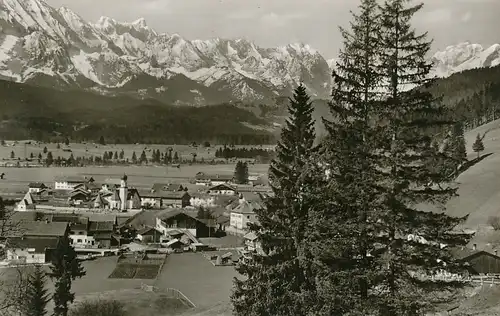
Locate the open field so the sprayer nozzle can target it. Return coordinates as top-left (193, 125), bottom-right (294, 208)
top-left (0, 142), bottom-right (275, 162)
top-left (1, 252), bottom-right (238, 312)
top-left (440, 119), bottom-right (500, 248)
top-left (74, 289), bottom-right (191, 316)
top-left (0, 163), bottom-right (270, 192)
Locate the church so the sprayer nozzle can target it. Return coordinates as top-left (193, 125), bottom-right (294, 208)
top-left (93, 174), bottom-right (141, 211)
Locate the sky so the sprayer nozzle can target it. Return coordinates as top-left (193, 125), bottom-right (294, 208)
top-left (45, 0), bottom-right (500, 58)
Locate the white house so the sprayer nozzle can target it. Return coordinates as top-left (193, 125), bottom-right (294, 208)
top-left (195, 172), bottom-right (234, 186)
top-left (207, 183), bottom-right (237, 196)
top-left (243, 232), bottom-right (262, 253)
top-left (5, 237), bottom-right (59, 264)
top-left (229, 200), bottom-right (262, 230)
top-left (190, 194), bottom-right (216, 208)
top-left (68, 222), bottom-right (95, 248)
top-left (54, 176), bottom-right (94, 191)
top-left (28, 182), bottom-right (47, 193)
top-left (15, 192), bottom-right (36, 212)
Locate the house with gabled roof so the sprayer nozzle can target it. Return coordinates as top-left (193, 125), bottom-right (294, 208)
top-left (230, 200), bottom-right (263, 230)
top-left (195, 172), bottom-right (234, 186)
top-left (6, 237), bottom-right (60, 264)
top-left (54, 176), bottom-right (94, 191)
top-left (139, 190), bottom-right (191, 208)
top-left (155, 209), bottom-right (217, 238)
top-left (207, 183), bottom-right (237, 196)
top-left (15, 192), bottom-right (36, 212)
top-left (28, 182), bottom-right (47, 193)
top-left (136, 226), bottom-right (162, 243)
top-left (151, 183), bottom-right (186, 192)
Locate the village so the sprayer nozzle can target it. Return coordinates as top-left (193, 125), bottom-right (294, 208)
top-left (0, 170), bottom-right (269, 270)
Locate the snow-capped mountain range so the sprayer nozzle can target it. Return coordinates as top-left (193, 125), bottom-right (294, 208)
top-left (0, 0), bottom-right (332, 105)
top-left (0, 0), bottom-right (498, 106)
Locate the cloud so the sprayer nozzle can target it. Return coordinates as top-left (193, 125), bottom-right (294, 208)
top-left (260, 12), bottom-right (306, 28)
top-left (420, 8), bottom-right (453, 24)
top-left (461, 11), bottom-right (472, 22)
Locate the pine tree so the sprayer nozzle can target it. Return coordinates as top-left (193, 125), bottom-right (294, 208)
top-left (10, 150), bottom-right (14, 159)
top-left (232, 84), bottom-right (317, 316)
top-left (30, 152), bottom-right (34, 159)
top-left (64, 137), bottom-right (70, 146)
top-left (140, 150), bottom-right (148, 164)
top-left (43, 146), bottom-right (48, 154)
top-left (48, 237), bottom-right (86, 316)
top-left (38, 153), bottom-right (42, 160)
top-left (56, 143), bottom-right (60, 149)
top-left (304, 1), bottom-right (385, 314)
top-left (131, 151), bottom-right (137, 164)
top-left (472, 133), bottom-right (484, 158)
top-left (98, 136), bottom-right (106, 145)
top-left (113, 151), bottom-right (118, 160)
top-left (24, 265), bottom-right (50, 316)
top-left (173, 151), bottom-right (179, 162)
top-left (46, 152), bottom-right (53, 166)
top-left (234, 161), bottom-right (249, 184)
top-left (119, 149), bottom-right (125, 160)
top-left (363, 1), bottom-right (473, 314)
top-left (67, 154), bottom-right (74, 166)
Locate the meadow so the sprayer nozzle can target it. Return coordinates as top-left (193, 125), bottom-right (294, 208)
top-left (0, 163), bottom-right (270, 193)
top-left (0, 142), bottom-right (275, 162)
top-left (0, 253), bottom-right (238, 314)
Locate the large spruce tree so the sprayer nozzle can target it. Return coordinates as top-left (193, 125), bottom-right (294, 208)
top-left (367, 0), bottom-right (472, 314)
top-left (304, 0), bottom-right (384, 314)
top-left (231, 84), bottom-right (317, 316)
top-left (24, 265), bottom-right (50, 316)
top-left (48, 237), bottom-right (86, 316)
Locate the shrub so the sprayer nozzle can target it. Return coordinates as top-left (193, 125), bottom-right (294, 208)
top-left (488, 216), bottom-right (500, 230)
top-left (70, 300), bottom-right (126, 316)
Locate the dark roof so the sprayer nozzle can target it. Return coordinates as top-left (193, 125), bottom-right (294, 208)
top-left (137, 226), bottom-right (161, 235)
top-left (116, 216), bottom-right (130, 226)
top-left (451, 248), bottom-right (500, 261)
top-left (94, 232), bottom-right (112, 240)
top-left (216, 215), bottom-right (230, 225)
top-left (88, 221), bottom-right (114, 232)
top-left (152, 183), bottom-right (185, 192)
top-left (52, 215), bottom-right (86, 224)
top-left (236, 185), bottom-right (272, 193)
top-left (70, 223), bottom-right (88, 231)
top-left (6, 237), bottom-right (59, 253)
top-left (55, 176), bottom-right (93, 183)
top-left (138, 189), bottom-right (189, 199)
top-left (7, 221), bottom-right (69, 238)
top-left (208, 183), bottom-right (237, 191)
top-left (231, 200), bottom-right (264, 214)
top-left (28, 182), bottom-right (47, 188)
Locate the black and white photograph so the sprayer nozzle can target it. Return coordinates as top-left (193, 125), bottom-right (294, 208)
top-left (0, 0), bottom-right (499, 315)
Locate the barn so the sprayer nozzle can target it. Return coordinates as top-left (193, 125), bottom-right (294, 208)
top-left (453, 246), bottom-right (500, 275)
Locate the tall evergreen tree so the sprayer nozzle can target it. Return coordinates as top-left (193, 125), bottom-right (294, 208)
top-left (173, 151), bottom-right (179, 162)
top-left (234, 161), bottom-right (249, 184)
top-left (364, 1), bottom-right (473, 314)
top-left (131, 151), bottom-right (137, 164)
top-left (304, 1), bottom-right (384, 314)
top-left (140, 150), bottom-right (148, 164)
top-left (472, 133), bottom-right (484, 158)
top-left (119, 149), bottom-right (125, 160)
top-left (113, 151), bottom-right (118, 160)
top-left (46, 152), bottom-right (53, 166)
top-left (24, 265), bottom-right (50, 316)
top-left (48, 237), bottom-right (86, 316)
top-left (231, 84), bottom-right (317, 316)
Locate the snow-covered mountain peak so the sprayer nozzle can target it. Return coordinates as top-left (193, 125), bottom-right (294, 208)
top-left (131, 17), bottom-right (147, 28)
top-left (432, 42), bottom-right (500, 77)
top-left (95, 16), bottom-right (117, 30)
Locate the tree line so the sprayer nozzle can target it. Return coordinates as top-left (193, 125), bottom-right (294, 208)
top-left (214, 146), bottom-right (276, 162)
top-left (232, 1), bottom-right (474, 315)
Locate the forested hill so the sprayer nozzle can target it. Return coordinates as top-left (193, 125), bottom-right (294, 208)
top-left (0, 80), bottom-right (274, 145)
top-left (428, 64), bottom-right (500, 124)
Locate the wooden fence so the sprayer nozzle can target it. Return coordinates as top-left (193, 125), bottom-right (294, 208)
top-left (140, 284), bottom-right (196, 308)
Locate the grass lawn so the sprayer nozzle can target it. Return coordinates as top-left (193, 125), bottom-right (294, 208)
top-left (154, 253), bottom-right (239, 308)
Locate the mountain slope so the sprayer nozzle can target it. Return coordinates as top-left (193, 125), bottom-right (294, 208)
top-left (0, 0), bottom-right (332, 105)
top-left (0, 79), bottom-right (274, 144)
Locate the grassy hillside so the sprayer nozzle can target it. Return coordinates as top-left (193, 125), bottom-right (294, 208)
top-left (0, 80), bottom-right (274, 145)
top-left (440, 118), bottom-right (500, 249)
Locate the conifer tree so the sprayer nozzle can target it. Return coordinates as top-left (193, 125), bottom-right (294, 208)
top-left (46, 152), bottom-right (53, 166)
top-left (113, 151), bottom-right (118, 160)
top-left (234, 161), bottom-right (249, 184)
top-left (24, 265), bottom-right (50, 316)
top-left (173, 151), bottom-right (179, 162)
top-left (231, 84), bottom-right (317, 316)
top-left (119, 149), bottom-right (125, 160)
top-left (363, 0), bottom-right (473, 314)
top-left (140, 150), bottom-right (147, 164)
top-left (303, 1), bottom-right (385, 314)
top-left (472, 133), bottom-right (484, 158)
top-left (48, 237), bottom-right (86, 316)
top-left (131, 151), bottom-right (137, 164)
top-left (43, 146), bottom-right (48, 154)
top-left (10, 150), bottom-right (14, 159)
